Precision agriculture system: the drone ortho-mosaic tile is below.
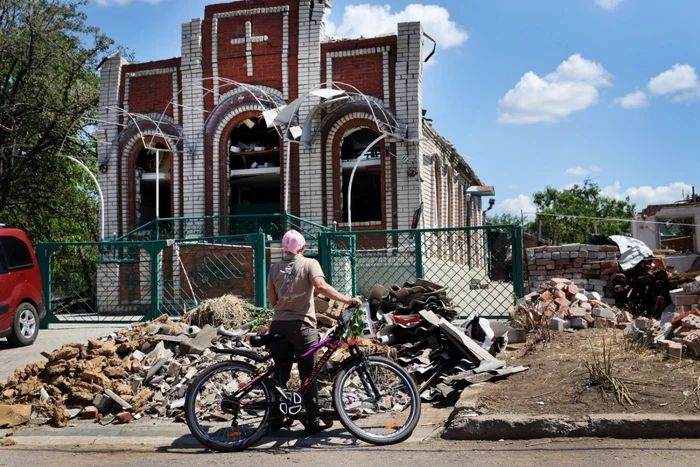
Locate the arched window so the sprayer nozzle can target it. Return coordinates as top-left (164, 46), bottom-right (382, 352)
top-left (340, 128), bottom-right (382, 223)
top-left (134, 142), bottom-right (171, 227)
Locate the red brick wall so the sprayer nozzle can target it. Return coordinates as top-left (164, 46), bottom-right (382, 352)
top-left (120, 58), bottom-right (181, 124)
top-left (332, 54), bottom-right (384, 100)
top-left (128, 74), bottom-right (174, 116)
top-left (202, 0), bottom-right (300, 113)
top-left (321, 36), bottom-right (397, 111)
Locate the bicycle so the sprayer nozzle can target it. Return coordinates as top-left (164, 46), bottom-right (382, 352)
top-left (184, 306), bottom-right (422, 452)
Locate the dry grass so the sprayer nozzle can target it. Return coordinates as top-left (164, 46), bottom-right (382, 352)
top-left (182, 295), bottom-right (270, 330)
top-left (583, 335), bottom-right (635, 406)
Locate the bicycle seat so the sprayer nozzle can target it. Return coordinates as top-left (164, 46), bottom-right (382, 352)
top-left (249, 333), bottom-right (285, 348)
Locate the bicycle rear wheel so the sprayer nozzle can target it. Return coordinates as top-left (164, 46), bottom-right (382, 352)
top-left (333, 356), bottom-right (421, 445)
top-left (185, 361), bottom-right (271, 452)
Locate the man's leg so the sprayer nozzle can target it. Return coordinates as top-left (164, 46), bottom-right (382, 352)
top-left (267, 320), bottom-right (295, 428)
top-left (294, 322), bottom-right (321, 423)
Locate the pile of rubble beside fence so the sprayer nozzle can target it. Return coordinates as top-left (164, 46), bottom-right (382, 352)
top-left (622, 277), bottom-right (700, 359)
top-left (513, 277), bottom-right (633, 332)
top-left (358, 279), bottom-right (527, 402)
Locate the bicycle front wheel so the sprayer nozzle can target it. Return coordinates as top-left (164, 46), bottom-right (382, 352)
top-left (332, 356), bottom-right (421, 445)
top-left (185, 361), bottom-right (272, 452)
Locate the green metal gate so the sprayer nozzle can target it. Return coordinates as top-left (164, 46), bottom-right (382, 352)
top-left (37, 232), bottom-right (267, 327)
top-left (319, 225), bottom-right (524, 319)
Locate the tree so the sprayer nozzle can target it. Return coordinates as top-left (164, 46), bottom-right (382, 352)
top-left (529, 179), bottom-right (636, 245)
top-left (0, 0), bottom-right (114, 243)
top-left (487, 212), bottom-right (522, 226)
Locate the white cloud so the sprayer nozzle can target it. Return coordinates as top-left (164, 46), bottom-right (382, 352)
top-left (596, 0), bottom-right (624, 11)
top-left (508, 184), bottom-right (518, 190)
top-left (95, 0), bottom-right (164, 5)
top-left (565, 166), bottom-right (589, 176)
top-left (498, 194), bottom-right (536, 216)
top-left (614, 90), bottom-right (649, 109)
top-left (601, 181), bottom-right (693, 208)
top-left (325, 4), bottom-right (468, 50)
top-left (589, 165), bottom-right (602, 172)
top-left (648, 64), bottom-right (699, 96)
top-left (497, 54), bottom-right (611, 124)
top-left (672, 88), bottom-right (700, 103)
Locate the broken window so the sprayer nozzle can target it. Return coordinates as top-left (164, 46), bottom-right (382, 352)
top-left (340, 128), bottom-right (382, 223)
top-left (134, 142), bottom-right (172, 227)
top-left (228, 117), bottom-right (281, 215)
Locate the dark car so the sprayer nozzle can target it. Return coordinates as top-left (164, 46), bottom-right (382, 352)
top-left (0, 224), bottom-right (45, 346)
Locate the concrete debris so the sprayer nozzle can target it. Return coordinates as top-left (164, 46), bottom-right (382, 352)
top-left (0, 299), bottom-right (263, 429)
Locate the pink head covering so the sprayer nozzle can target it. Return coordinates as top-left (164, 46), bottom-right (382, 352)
top-left (282, 229), bottom-right (306, 254)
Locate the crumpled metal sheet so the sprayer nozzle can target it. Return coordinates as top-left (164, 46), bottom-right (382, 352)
top-left (609, 235), bottom-right (654, 271)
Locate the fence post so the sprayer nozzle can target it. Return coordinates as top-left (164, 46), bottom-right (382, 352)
top-left (36, 243), bottom-right (60, 329)
top-left (511, 225), bottom-right (525, 298)
top-left (318, 232), bottom-right (332, 285)
top-left (145, 241), bottom-right (167, 322)
top-left (254, 231), bottom-right (267, 308)
top-left (415, 230), bottom-right (424, 279)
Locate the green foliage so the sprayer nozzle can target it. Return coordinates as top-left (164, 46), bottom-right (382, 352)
top-left (528, 179), bottom-right (636, 245)
top-left (0, 0), bottom-right (117, 243)
top-left (487, 212), bottom-right (521, 226)
top-left (340, 307), bottom-right (365, 341)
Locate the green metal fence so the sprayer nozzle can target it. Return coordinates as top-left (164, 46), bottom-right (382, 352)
top-left (319, 225), bottom-right (524, 318)
top-left (37, 232), bottom-right (267, 327)
top-left (37, 214), bottom-right (522, 325)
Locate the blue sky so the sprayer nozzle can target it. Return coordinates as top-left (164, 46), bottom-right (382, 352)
top-left (83, 0), bottom-right (700, 216)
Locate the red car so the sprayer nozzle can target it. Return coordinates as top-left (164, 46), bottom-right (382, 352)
top-left (0, 224), bottom-right (45, 346)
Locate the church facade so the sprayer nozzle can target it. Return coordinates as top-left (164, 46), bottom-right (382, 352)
top-left (96, 0), bottom-right (486, 239)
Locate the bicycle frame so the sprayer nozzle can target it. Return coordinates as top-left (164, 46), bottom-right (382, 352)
top-left (230, 335), bottom-right (379, 409)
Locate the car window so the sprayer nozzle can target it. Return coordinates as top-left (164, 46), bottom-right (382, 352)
top-left (0, 236), bottom-right (34, 272)
top-left (0, 244), bottom-right (7, 275)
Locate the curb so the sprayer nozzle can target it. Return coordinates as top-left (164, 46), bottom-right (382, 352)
top-left (442, 412), bottom-right (700, 440)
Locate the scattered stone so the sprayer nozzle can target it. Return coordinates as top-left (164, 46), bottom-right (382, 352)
top-left (80, 406), bottom-right (98, 420)
top-left (0, 405), bottom-right (31, 428)
top-left (115, 411), bottom-right (132, 424)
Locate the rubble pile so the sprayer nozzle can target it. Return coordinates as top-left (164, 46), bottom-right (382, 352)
top-left (623, 277), bottom-right (700, 359)
top-left (611, 259), bottom-right (700, 315)
top-left (0, 296), bottom-right (271, 428)
top-left (514, 278), bottom-right (633, 332)
top-left (363, 280), bottom-right (528, 402)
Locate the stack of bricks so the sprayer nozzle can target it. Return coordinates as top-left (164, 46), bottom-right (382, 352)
top-left (526, 244), bottom-right (620, 298)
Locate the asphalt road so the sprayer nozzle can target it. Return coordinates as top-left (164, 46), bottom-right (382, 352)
top-left (1, 438), bottom-right (698, 467)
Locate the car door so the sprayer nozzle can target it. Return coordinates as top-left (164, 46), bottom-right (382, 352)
top-left (0, 241), bottom-right (14, 333)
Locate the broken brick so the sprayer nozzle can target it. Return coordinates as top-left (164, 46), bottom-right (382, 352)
top-left (115, 411), bottom-right (132, 424)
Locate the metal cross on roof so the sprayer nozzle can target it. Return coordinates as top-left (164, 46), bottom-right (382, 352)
top-left (230, 21), bottom-right (269, 77)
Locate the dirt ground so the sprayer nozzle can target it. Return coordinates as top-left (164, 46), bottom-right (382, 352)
top-left (478, 327), bottom-right (700, 416)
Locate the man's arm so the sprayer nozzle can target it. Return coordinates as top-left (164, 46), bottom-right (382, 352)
top-left (312, 276), bottom-right (362, 307)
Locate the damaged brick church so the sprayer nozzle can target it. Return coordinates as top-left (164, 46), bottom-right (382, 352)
top-left (96, 0), bottom-right (487, 238)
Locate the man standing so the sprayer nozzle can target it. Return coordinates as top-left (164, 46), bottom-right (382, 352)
top-left (266, 230), bottom-right (362, 434)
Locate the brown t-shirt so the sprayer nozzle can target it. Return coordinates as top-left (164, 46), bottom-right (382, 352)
top-left (267, 254), bottom-right (325, 327)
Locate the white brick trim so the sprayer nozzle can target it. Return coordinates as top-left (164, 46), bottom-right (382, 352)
top-left (219, 85), bottom-right (284, 103)
top-left (212, 6), bottom-right (290, 104)
top-left (124, 67), bottom-right (179, 123)
top-left (326, 46), bottom-right (391, 107)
